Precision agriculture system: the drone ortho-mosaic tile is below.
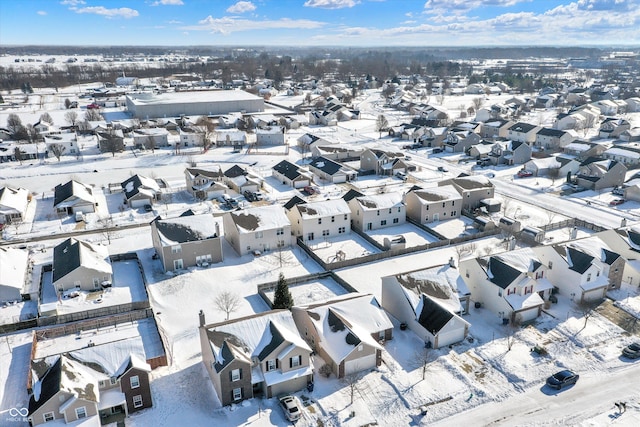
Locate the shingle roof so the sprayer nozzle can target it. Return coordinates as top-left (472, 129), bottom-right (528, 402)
top-left (308, 156), bottom-right (342, 175)
top-left (487, 257), bottom-right (521, 289)
top-left (509, 122), bottom-right (538, 133)
top-left (567, 247), bottom-right (594, 274)
top-left (273, 160), bottom-right (303, 181)
top-left (416, 295), bottom-right (454, 334)
top-left (29, 356), bottom-right (62, 415)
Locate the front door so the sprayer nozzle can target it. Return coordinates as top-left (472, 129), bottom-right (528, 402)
top-left (174, 259), bottom-right (184, 270)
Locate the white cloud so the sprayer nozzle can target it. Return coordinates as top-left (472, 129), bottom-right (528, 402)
top-left (226, 1), bottom-right (256, 14)
top-left (424, 0), bottom-right (530, 14)
top-left (185, 15), bottom-right (325, 35)
top-left (304, 0), bottom-right (360, 9)
top-left (151, 0), bottom-right (184, 6)
top-left (74, 6), bottom-right (139, 19)
top-left (37, 10), bottom-right (47, 15)
top-left (60, 0), bottom-right (85, 5)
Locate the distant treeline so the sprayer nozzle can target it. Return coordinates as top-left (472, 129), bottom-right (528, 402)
top-left (0, 46), bottom-right (607, 92)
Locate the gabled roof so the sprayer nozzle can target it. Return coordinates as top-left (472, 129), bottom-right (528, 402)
top-left (185, 167), bottom-right (224, 180)
top-left (53, 180), bottom-right (95, 207)
top-left (283, 195), bottom-right (306, 211)
top-left (272, 160), bottom-right (303, 181)
top-left (537, 128), bottom-right (566, 138)
top-left (308, 156), bottom-right (343, 176)
top-left (224, 164), bottom-right (247, 178)
top-left (0, 186), bottom-right (29, 215)
top-left (0, 247), bottom-right (29, 294)
top-left (416, 295), bottom-right (454, 334)
top-left (354, 192), bottom-right (403, 210)
top-left (566, 247), bottom-right (594, 274)
top-left (228, 205), bottom-right (290, 233)
top-left (509, 122), bottom-right (538, 133)
top-left (295, 198), bottom-right (350, 218)
top-left (153, 214), bottom-right (221, 246)
top-left (53, 238), bottom-right (111, 283)
top-left (121, 174), bottom-right (160, 200)
top-left (411, 185), bottom-right (462, 203)
top-left (342, 189), bottom-right (364, 202)
top-left (487, 257), bottom-right (522, 289)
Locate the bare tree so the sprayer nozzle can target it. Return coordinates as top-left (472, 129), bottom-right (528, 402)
top-left (49, 143), bottom-right (66, 161)
top-left (472, 97), bottom-right (484, 111)
top-left (504, 324), bottom-right (518, 352)
top-left (39, 112), bottom-right (54, 125)
top-left (575, 300), bottom-right (599, 332)
top-left (64, 98), bottom-right (71, 109)
top-left (548, 166), bottom-right (561, 183)
top-left (64, 111), bottom-right (78, 128)
top-left (375, 114), bottom-right (389, 138)
top-left (100, 215), bottom-right (116, 244)
top-left (146, 135), bottom-right (156, 153)
top-left (6, 113), bottom-right (22, 135)
top-left (84, 109), bottom-right (103, 122)
top-left (414, 348), bottom-right (437, 381)
top-left (13, 146), bottom-right (23, 164)
top-left (214, 291), bottom-right (241, 320)
top-left (195, 115), bottom-right (216, 151)
top-left (341, 370), bottom-right (363, 405)
top-left (454, 243), bottom-right (476, 264)
top-left (582, 114), bottom-right (597, 137)
top-left (436, 94), bottom-right (445, 105)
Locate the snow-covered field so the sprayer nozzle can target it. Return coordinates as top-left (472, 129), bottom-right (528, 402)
top-left (2, 84), bottom-right (640, 426)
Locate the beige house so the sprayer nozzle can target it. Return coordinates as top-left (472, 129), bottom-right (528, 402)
top-left (291, 294), bottom-right (393, 378)
top-left (52, 238), bottom-right (112, 293)
top-left (199, 310), bottom-right (313, 406)
top-left (223, 205), bottom-right (292, 256)
top-left (286, 198), bottom-right (351, 242)
top-left (346, 192), bottom-right (405, 231)
top-left (438, 176), bottom-right (495, 211)
top-left (405, 185), bottom-right (462, 223)
top-left (28, 354), bottom-right (152, 426)
top-left (53, 180), bottom-right (97, 215)
top-left (184, 167), bottom-right (226, 200)
top-left (151, 214), bottom-right (224, 272)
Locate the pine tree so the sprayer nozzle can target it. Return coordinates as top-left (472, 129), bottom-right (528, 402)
top-left (273, 272), bottom-right (293, 309)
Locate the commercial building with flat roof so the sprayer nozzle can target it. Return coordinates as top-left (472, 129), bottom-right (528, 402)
top-left (126, 90), bottom-right (264, 119)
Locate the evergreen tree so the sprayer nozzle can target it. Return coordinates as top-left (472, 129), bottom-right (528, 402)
top-left (273, 272), bottom-right (293, 309)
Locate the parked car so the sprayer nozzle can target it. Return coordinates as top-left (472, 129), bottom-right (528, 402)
top-left (546, 370), bottom-right (579, 390)
top-left (86, 103), bottom-right (100, 109)
top-left (302, 186), bottom-right (316, 196)
top-left (517, 170), bottom-right (533, 178)
top-left (612, 186), bottom-right (625, 196)
top-left (243, 191), bottom-right (256, 202)
top-left (279, 395), bottom-right (302, 422)
top-left (395, 171), bottom-right (407, 181)
top-left (74, 211), bottom-right (84, 222)
top-left (622, 342), bottom-right (640, 359)
top-left (432, 147), bottom-right (444, 153)
top-left (437, 166), bottom-right (448, 172)
top-left (610, 198), bottom-right (626, 206)
top-left (143, 204), bottom-right (153, 212)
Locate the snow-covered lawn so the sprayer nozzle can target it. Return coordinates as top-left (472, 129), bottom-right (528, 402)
top-left (263, 277), bottom-right (349, 307)
top-left (306, 232), bottom-right (381, 262)
top-left (366, 222), bottom-right (439, 248)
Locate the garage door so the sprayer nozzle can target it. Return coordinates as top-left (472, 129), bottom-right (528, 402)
top-left (130, 198), bottom-right (147, 208)
top-left (436, 329), bottom-right (464, 348)
top-left (344, 354), bottom-right (376, 376)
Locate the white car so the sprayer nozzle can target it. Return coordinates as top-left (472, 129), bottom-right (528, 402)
top-left (279, 395), bottom-right (302, 422)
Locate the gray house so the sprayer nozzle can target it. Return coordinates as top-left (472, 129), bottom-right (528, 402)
top-left (52, 238), bottom-right (112, 292)
top-left (151, 213), bottom-right (224, 271)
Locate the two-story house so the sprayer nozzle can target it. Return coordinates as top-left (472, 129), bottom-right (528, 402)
top-left (285, 198), bottom-right (351, 242)
top-left (0, 186), bottom-right (29, 224)
top-left (438, 176), bottom-right (495, 211)
top-left (574, 158), bottom-right (627, 191)
top-left (507, 122), bottom-right (540, 144)
top-left (291, 294), bottom-right (393, 378)
top-left (359, 149), bottom-right (410, 176)
top-left (184, 167), bottom-right (226, 200)
top-left (460, 248), bottom-right (551, 324)
top-left (404, 185), bottom-right (462, 223)
top-left (535, 128), bottom-right (574, 151)
top-left (53, 180), bottom-right (97, 216)
top-left (346, 192), bottom-right (405, 232)
top-left (199, 310), bottom-right (313, 406)
top-left (151, 213), bottom-right (224, 271)
top-left (223, 205), bottom-right (292, 256)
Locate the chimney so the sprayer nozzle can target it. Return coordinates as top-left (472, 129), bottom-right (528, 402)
top-left (448, 256), bottom-right (456, 268)
top-left (198, 309), bottom-right (205, 327)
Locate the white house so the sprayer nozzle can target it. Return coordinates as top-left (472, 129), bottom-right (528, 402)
top-left (286, 198), bottom-right (351, 242)
top-left (0, 186), bottom-right (30, 224)
top-left (223, 205), bottom-right (292, 256)
top-left (0, 247), bottom-right (29, 302)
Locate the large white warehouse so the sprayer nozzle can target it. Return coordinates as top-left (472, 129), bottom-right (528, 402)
top-left (126, 90), bottom-right (264, 119)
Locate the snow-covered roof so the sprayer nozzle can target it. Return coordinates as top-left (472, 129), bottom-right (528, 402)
top-left (0, 186), bottom-right (29, 215)
top-left (604, 147), bottom-right (640, 159)
top-left (505, 291), bottom-right (544, 311)
top-left (355, 192), bottom-right (403, 210)
top-left (228, 205), bottom-right (291, 233)
top-left (154, 214), bottom-right (222, 246)
top-left (296, 198), bottom-right (351, 218)
top-left (412, 185), bottom-right (462, 203)
top-left (0, 247), bottom-right (29, 294)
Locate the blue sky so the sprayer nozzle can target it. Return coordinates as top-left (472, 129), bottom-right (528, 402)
top-left (1, 0), bottom-right (638, 46)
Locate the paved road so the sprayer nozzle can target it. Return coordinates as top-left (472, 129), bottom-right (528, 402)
top-left (433, 362), bottom-right (640, 426)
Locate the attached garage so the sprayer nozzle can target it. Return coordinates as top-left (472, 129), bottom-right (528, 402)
top-left (344, 352), bottom-right (376, 376)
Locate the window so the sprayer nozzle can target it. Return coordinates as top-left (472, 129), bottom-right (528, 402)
top-left (397, 207), bottom-right (401, 213)
top-left (318, 218), bottom-right (322, 224)
top-left (344, 214), bottom-right (348, 220)
top-left (232, 388), bottom-right (243, 401)
top-left (388, 208), bottom-right (392, 214)
top-left (196, 254), bottom-right (212, 265)
top-left (452, 210), bottom-right (457, 216)
top-left (266, 359), bottom-right (276, 372)
top-left (255, 231), bottom-right (263, 239)
top-left (290, 355), bottom-right (302, 368)
top-left (377, 210), bottom-right (380, 216)
top-left (548, 261), bottom-right (553, 269)
top-left (133, 395), bottom-right (143, 408)
top-left (43, 412), bottom-right (54, 422)
top-left (442, 202), bottom-right (446, 208)
top-left (75, 407), bottom-right (87, 419)
top-left (338, 227), bottom-right (345, 234)
top-left (231, 368), bottom-right (241, 381)
top-left (587, 273), bottom-right (591, 282)
top-left (498, 290), bottom-right (503, 297)
top-left (393, 218), bottom-right (399, 224)
top-left (466, 270), bottom-right (469, 278)
top-left (130, 375), bottom-right (140, 389)
top-left (381, 220), bottom-right (387, 226)
top-left (452, 201), bottom-right (455, 206)
top-left (331, 216), bottom-right (335, 222)
top-left (426, 205), bottom-right (429, 211)
top-left (276, 228), bottom-right (284, 235)
top-left (246, 246), bottom-right (251, 251)
top-left (322, 229), bottom-right (330, 237)
top-left (277, 240), bottom-right (285, 248)
top-left (171, 245), bottom-right (182, 254)
top-left (110, 377), bottom-right (118, 385)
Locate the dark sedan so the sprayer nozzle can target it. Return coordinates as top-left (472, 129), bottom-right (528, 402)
top-left (546, 370), bottom-right (579, 390)
top-left (622, 342), bottom-right (640, 359)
